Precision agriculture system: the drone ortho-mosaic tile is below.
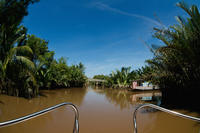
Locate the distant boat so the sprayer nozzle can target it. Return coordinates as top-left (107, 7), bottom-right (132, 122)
top-left (130, 80), bottom-right (159, 91)
top-left (134, 85), bottom-right (159, 91)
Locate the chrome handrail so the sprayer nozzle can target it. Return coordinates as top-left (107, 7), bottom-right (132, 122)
top-left (0, 102), bottom-right (79, 133)
top-left (133, 104), bottom-right (200, 133)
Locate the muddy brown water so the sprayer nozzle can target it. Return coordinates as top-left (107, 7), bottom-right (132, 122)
top-left (0, 86), bottom-right (199, 133)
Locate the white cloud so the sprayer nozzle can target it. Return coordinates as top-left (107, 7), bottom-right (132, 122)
top-left (91, 2), bottom-right (163, 27)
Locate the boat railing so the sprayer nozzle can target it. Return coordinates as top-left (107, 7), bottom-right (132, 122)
top-left (0, 102), bottom-right (79, 133)
top-left (133, 104), bottom-right (200, 133)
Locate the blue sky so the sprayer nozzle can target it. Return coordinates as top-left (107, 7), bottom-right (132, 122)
top-left (23, 0), bottom-right (200, 77)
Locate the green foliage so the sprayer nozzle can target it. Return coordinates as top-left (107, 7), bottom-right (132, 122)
top-left (39, 58), bottom-right (86, 89)
top-left (0, 0), bottom-right (39, 98)
top-left (145, 2), bottom-right (200, 90)
top-left (0, 0), bottom-right (86, 98)
top-left (68, 63), bottom-right (87, 87)
top-left (47, 58), bottom-right (70, 88)
top-left (0, 0), bottom-right (39, 61)
top-left (93, 75), bottom-right (109, 80)
top-left (93, 67), bottom-right (144, 88)
top-left (109, 67), bottom-right (131, 88)
top-left (26, 34), bottom-right (54, 65)
top-left (24, 34), bottom-right (87, 90)
top-left (93, 66), bottom-right (154, 89)
top-left (25, 34), bottom-right (55, 89)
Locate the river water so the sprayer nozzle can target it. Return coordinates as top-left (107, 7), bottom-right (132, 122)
top-left (0, 86), bottom-right (199, 133)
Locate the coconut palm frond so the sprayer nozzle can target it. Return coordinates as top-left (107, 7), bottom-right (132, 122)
top-left (14, 45), bottom-right (33, 56)
top-left (15, 56), bottom-right (35, 71)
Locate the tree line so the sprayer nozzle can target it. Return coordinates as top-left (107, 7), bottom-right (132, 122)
top-left (93, 66), bottom-right (151, 88)
top-left (0, 0), bottom-right (86, 98)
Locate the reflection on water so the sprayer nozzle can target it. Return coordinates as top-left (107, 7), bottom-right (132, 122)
top-left (0, 86), bottom-right (199, 133)
top-left (130, 91), bottom-right (162, 105)
top-left (0, 88), bottom-right (87, 122)
top-left (93, 87), bottom-right (135, 109)
top-left (93, 87), bottom-right (162, 109)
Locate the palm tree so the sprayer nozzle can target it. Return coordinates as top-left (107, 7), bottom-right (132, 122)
top-left (145, 2), bottom-right (200, 108)
top-left (148, 2), bottom-right (200, 87)
top-left (109, 67), bottom-right (131, 88)
top-left (0, 26), bottom-right (37, 97)
top-left (0, 0), bottom-right (38, 97)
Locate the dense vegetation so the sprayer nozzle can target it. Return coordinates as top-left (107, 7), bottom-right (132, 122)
top-left (144, 2), bottom-right (200, 108)
top-left (93, 66), bottom-right (151, 88)
top-left (145, 2), bottom-right (200, 89)
top-left (0, 0), bottom-right (86, 98)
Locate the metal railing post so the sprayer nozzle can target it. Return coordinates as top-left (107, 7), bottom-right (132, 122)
top-left (133, 104), bottom-right (200, 133)
top-left (0, 102), bottom-right (79, 133)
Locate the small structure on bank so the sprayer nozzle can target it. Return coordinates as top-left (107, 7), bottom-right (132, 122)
top-left (87, 78), bottom-right (106, 87)
top-left (131, 79), bottom-right (159, 91)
